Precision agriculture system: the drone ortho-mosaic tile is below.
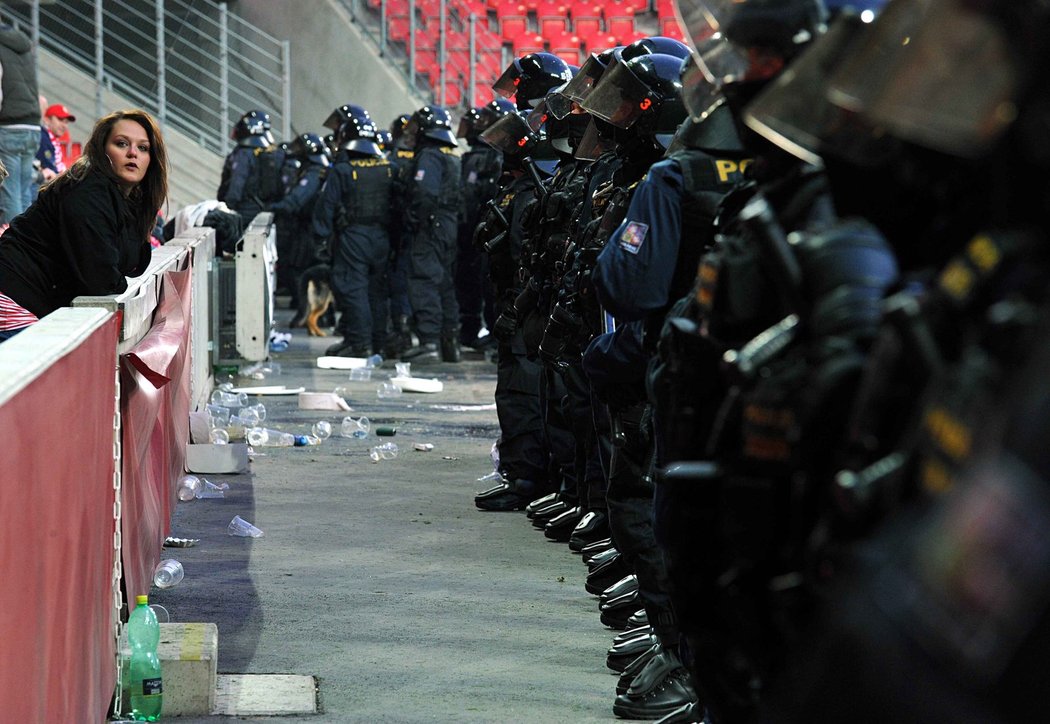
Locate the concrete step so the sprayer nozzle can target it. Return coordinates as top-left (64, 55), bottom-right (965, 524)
top-left (154, 622), bottom-right (219, 717)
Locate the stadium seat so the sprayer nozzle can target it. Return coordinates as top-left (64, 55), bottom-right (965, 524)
top-left (655, 0), bottom-right (674, 16)
top-left (659, 17), bottom-right (684, 39)
top-left (387, 16), bottom-right (411, 42)
top-left (511, 31), bottom-right (547, 54)
top-left (536, 0), bottom-right (569, 35)
top-left (605, 12), bottom-right (635, 40)
top-left (547, 30), bottom-right (581, 65)
top-left (619, 0), bottom-right (650, 12)
top-left (474, 82), bottom-right (496, 105)
top-left (386, 0), bottom-right (410, 15)
top-left (569, 2), bottom-right (603, 35)
top-left (496, 2), bottom-right (529, 38)
top-left (415, 28), bottom-right (437, 51)
top-left (579, 29), bottom-right (616, 54)
top-left (436, 79), bottom-right (464, 106)
top-left (414, 49), bottom-right (439, 78)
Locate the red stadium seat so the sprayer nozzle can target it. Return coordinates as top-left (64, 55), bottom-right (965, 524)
top-left (536, 0), bottom-right (569, 35)
top-left (386, 0), bottom-right (410, 15)
top-left (474, 82), bottom-right (496, 105)
top-left (569, 2), bottom-right (603, 35)
top-left (619, 0), bottom-right (649, 12)
top-left (547, 30), bottom-right (581, 65)
top-left (415, 28), bottom-right (437, 51)
top-left (414, 49), bottom-right (439, 78)
top-left (579, 29), bottom-right (616, 53)
top-left (387, 16), bottom-right (411, 42)
top-left (511, 31), bottom-right (547, 54)
top-left (659, 17), bottom-right (684, 39)
top-left (605, 12), bottom-right (635, 39)
top-left (436, 79), bottom-right (464, 106)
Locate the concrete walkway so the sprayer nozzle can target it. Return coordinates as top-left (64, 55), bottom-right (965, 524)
top-left (154, 310), bottom-right (624, 723)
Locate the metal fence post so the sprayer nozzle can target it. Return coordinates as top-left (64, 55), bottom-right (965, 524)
top-left (468, 14), bottom-right (476, 108)
top-left (219, 2), bottom-right (230, 155)
top-left (438, 0), bottom-right (446, 106)
top-left (281, 40), bottom-right (291, 141)
top-left (30, 0), bottom-right (39, 90)
top-left (409, 0), bottom-right (416, 89)
top-left (95, 0), bottom-right (104, 120)
top-left (156, 0), bottom-right (166, 128)
top-left (380, 0), bottom-right (387, 56)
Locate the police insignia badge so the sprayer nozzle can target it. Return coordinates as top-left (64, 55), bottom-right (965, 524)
top-left (619, 221), bottom-right (648, 255)
top-left (414, 169), bottom-right (426, 181)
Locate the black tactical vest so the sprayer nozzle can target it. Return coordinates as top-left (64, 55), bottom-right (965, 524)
top-left (344, 157), bottom-right (393, 228)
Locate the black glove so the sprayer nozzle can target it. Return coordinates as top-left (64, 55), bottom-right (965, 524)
top-left (314, 238), bottom-right (332, 264)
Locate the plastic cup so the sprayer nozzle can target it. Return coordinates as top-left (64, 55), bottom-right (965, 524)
top-left (349, 368), bottom-right (372, 381)
top-left (239, 407), bottom-right (260, 426)
top-left (206, 404), bottom-right (231, 426)
top-left (209, 428), bottom-right (230, 445)
top-left (340, 415), bottom-right (370, 439)
top-left (377, 382), bottom-right (402, 399)
top-left (312, 420), bottom-right (332, 440)
top-left (177, 475), bottom-right (203, 502)
top-left (153, 559), bottom-right (185, 588)
top-left (395, 362), bottom-right (411, 378)
top-left (227, 515), bottom-right (264, 538)
top-left (248, 402), bottom-right (267, 422)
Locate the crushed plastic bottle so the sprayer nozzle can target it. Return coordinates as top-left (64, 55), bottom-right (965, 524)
top-left (293, 434), bottom-right (322, 447)
top-left (312, 420), bottom-right (332, 440)
top-left (369, 442), bottom-right (399, 462)
top-left (340, 415), bottom-right (370, 439)
top-left (177, 475), bottom-right (203, 502)
top-left (490, 440), bottom-right (500, 470)
top-left (394, 362), bottom-right (411, 377)
top-left (246, 427), bottom-right (295, 447)
top-left (349, 368), bottom-right (372, 381)
top-left (195, 479), bottom-right (227, 499)
top-left (366, 353), bottom-right (384, 368)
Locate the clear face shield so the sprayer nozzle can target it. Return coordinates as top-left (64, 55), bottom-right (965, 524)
top-left (744, 12), bottom-right (889, 166)
top-left (829, 0), bottom-right (1019, 159)
top-left (675, 0), bottom-right (753, 89)
top-left (478, 112), bottom-right (536, 155)
top-left (574, 117), bottom-right (616, 160)
top-left (579, 60), bottom-right (654, 129)
top-left (547, 54), bottom-right (608, 119)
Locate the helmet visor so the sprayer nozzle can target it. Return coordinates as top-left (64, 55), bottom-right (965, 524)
top-left (574, 117), bottom-right (615, 160)
top-left (835, 0), bottom-right (1018, 158)
top-left (745, 13), bottom-right (885, 165)
top-left (479, 112), bottom-right (534, 153)
top-left (580, 60), bottom-right (652, 129)
top-left (681, 52), bottom-right (722, 120)
top-left (492, 62), bottom-right (523, 100)
top-left (526, 99), bottom-right (555, 132)
top-left (549, 54), bottom-right (607, 118)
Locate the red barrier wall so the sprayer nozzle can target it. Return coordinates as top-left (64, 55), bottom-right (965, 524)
top-left (120, 269), bottom-right (192, 601)
top-left (0, 315), bottom-right (120, 723)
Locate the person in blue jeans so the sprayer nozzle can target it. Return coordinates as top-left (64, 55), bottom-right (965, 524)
top-left (0, 20), bottom-right (40, 224)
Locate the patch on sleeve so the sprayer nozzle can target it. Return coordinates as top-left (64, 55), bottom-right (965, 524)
top-left (618, 221), bottom-right (649, 255)
top-left (298, 177), bottom-right (309, 186)
top-left (467, 170), bottom-right (478, 184)
top-left (414, 168), bottom-right (426, 181)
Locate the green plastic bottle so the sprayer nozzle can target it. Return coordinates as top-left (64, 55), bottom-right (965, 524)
top-left (126, 594), bottom-right (163, 721)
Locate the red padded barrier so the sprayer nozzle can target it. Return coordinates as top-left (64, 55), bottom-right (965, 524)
top-left (0, 314), bottom-right (120, 723)
top-left (120, 269), bottom-right (191, 602)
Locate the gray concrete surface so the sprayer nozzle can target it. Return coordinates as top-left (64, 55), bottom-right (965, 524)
top-left (152, 307), bottom-right (624, 723)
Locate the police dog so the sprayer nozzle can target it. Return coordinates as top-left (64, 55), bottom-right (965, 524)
top-left (290, 264), bottom-right (334, 337)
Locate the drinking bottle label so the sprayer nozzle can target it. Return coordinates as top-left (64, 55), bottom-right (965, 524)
top-left (141, 677), bottom-right (163, 695)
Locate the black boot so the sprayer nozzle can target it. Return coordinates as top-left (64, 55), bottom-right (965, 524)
top-left (440, 333), bottom-right (461, 362)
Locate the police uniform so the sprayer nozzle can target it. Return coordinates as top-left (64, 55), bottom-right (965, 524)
top-left (312, 150), bottom-right (393, 354)
top-left (387, 145), bottom-right (416, 338)
top-left (272, 160), bottom-right (325, 305)
top-left (404, 141), bottom-right (461, 345)
top-left (217, 142), bottom-right (286, 226)
top-left (456, 142), bottom-right (502, 345)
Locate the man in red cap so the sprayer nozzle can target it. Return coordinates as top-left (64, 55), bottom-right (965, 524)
top-left (42, 103), bottom-right (75, 173)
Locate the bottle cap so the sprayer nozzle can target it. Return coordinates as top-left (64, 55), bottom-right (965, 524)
top-left (136, 594), bottom-right (149, 605)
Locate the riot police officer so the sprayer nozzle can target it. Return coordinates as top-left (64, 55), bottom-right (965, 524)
top-left (217, 109), bottom-right (286, 226)
top-left (272, 132), bottom-right (330, 315)
top-left (386, 112), bottom-right (417, 356)
top-left (399, 106), bottom-right (463, 361)
top-left (456, 99), bottom-right (514, 348)
top-left (312, 105), bottom-right (394, 357)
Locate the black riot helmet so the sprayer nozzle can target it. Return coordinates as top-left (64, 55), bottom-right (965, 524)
top-left (529, 74), bottom-right (591, 157)
top-left (492, 52), bottom-right (575, 111)
top-left (547, 46), bottom-right (624, 119)
top-left (324, 104), bottom-right (371, 133)
top-left (677, 0), bottom-right (828, 92)
top-left (290, 132), bottom-right (332, 167)
top-left (232, 109), bottom-right (274, 147)
top-left (479, 110), bottom-right (559, 171)
top-left (475, 98), bottom-right (516, 136)
top-left (581, 53), bottom-right (688, 150)
top-left (390, 113), bottom-right (412, 144)
top-left (620, 36), bottom-right (692, 62)
top-left (376, 129), bottom-right (393, 154)
top-left (336, 105), bottom-right (383, 157)
top-left (405, 105), bottom-right (458, 148)
top-left (457, 107), bottom-right (486, 143)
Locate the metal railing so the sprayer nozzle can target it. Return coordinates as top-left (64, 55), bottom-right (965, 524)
top-left (342, 0), bottom-right (507, 109)
top-left (2, 0), bottom-right (289, 156)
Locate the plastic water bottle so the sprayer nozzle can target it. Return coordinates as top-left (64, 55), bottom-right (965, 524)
top-left (366, 353), bottom-right (383, 368)
top-left (126, 594), bottom-right (163, 720)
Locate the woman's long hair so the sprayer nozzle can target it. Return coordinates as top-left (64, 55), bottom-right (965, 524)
top-left (42, 109), bottom-right (168, 241)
